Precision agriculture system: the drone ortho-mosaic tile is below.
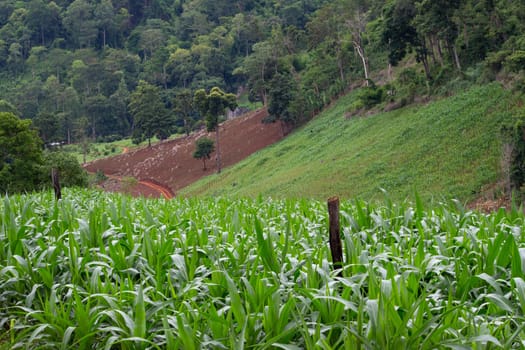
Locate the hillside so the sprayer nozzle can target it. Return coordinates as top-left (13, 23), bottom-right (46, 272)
top-left (84, 108), bottom-right (283, 195)
top-left (1, 0), bottom-right (524, 153)
top-left (180, 84), bottom-right (523, 203)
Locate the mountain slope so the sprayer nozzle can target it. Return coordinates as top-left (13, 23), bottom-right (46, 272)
top-left (180, 84), bottom-right (522, 202)
top-left (84, 108), bottom-right (283, 194)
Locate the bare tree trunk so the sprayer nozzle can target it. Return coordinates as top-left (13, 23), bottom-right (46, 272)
top-left (452, 44), bottom-right (461, 70)
top-left (336, 44), bottom-right (345, 82)
top-left (163, 65), bottom-right (168, 90)
top-left (436, 36), bottom-right (444, 66)
top-left (261, 90), bottom-right (268, 106)
top-left (215, 126), bottom-right (222, 173)
top-left (353, 41), bottom-right (369, 86)
top-left (418, 42), bottom-right (432, 80)
top-left (422, 57), bottom-right (431, 80)
top-left (427, 36), bottom-right (437, 65)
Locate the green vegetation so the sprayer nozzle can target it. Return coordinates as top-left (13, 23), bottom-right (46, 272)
top-left (62, 136), bottom-right (175, 164)
top-left (0, 112), bottom-right (88, 194)
top-left (1, 189), bottom-right (525, 347)
top-left (0, 112), bottom-right (43, 193)
top-left (120, 176), bottom-right (138, 194)
top-left (62, 140), bottom-right (124, 163)
top-left (129, 80), bottom-right (173, 146)
top-left (194, 87), bottom-right (238, 173)
top-left (0, 0), bottom-right (524, 149)
top-left (42, 151), bottom-right (88, 188)
top-left (193, 137), bottom-right (215, 170)
top-left (181, 84), bottom-right (522, 202)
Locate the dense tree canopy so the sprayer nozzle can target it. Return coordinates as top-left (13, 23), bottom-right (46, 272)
top-left (0, 0), bottom-right (524, 144)
top-left (129, 80), bottom-right (172, 146)
top-left (0, 112), bottom-right (43, 193)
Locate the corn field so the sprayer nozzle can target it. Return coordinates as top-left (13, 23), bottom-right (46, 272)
top-left (1, 189), bottom-right (525, 349)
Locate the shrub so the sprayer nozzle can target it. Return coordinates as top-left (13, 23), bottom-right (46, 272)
top-left (193, 137), bottom-right (215, 170)
top-left (356, 85), bottom-right (385, 108)
top-left (505, 50), bottom-right (525, 73)
top-left (121, 176), bottom-right (138, 193)
top-left (396, 67), bottom-right (426, 102)
top-left (42, 151), bottom-right (88, 188)
top-left (95, 170), bottom-right (107, 183)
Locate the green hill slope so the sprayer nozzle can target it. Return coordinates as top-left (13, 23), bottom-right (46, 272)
top-left (180, 84), bottom-right (523, 202)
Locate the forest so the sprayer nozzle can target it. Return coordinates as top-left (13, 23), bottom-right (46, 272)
top-left (0, 0), bottom-right (524, 145)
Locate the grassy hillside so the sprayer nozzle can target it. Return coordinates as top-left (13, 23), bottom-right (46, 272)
top-left (180, 84), bottom-right (523, 202)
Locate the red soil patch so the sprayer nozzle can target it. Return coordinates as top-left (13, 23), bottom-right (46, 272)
top-left (85, 109), bottom-right (283, 198)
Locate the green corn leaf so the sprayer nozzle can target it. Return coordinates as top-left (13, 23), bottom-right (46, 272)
top-left (513, 278), bottom-right (525, 314)
top-left (133, 285), bottom-right (146, 340)
top-left (224, 271), bottom-right (246, 330)
top-left (60, 326), bottom-right (76, 350)
top-left (485, 293), bottom-right (513, 313)
top-left (469, 334), bottom-right (502, 347)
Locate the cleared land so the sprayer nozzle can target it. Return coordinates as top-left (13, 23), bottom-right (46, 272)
top-left (84, 108), bottom-right (283, 197)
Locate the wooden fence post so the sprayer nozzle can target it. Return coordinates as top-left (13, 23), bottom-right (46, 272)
top-left (328, 196), bottom-right (343, 273)
top-left (51, 168), bottom-right (61, 200)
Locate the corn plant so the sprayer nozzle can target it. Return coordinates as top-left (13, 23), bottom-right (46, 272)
top-left (1, 189), bottom-right (525, 348)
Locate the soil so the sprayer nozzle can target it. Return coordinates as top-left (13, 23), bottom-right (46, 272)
top-left (84, 108), bottom-right (284, 198)
top-left (468, 196), bottom-right (511, 213)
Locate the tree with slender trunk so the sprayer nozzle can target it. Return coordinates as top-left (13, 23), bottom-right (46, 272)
top-left (194, 87), bottom-right (237, 174)
top-left (129, 80), bottom-right (172, 146)
top-left (342, 0), bottom-right (371, 86)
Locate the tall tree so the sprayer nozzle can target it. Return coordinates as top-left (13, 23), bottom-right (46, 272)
top-left (167, 47), bottom-right (195, 88)
top-left (33, 112), bottom-right (63, 146)
top-left (129, 80), bottom-right (172, 146)
top-left (307, 2), bottom-right (348, 84)
top-left (25, 0), bottom-right (61, 46)
top-left (267, 71), bottom-right (298, 134)
top-left (382, 0), bottom-right (432, 79)
top-left (414, 0), bottom-right (461, 70)
top-left (194, 87), bottom-right (237, 173)
top-left (94, 0), bottom-right (116, 48)
top-left (0, 112), bottom-right (44, 193)
top-left (242, 41), bottom-right (278, 104)
top-left (381, 0), bottom-right (419, 66)
top-left (109, 77), bottom-right (131, 136)
top-left (85, 94), bottom-right (110, 139)
top-left (173, 88), bottom-right (195, 136)
top-left (63, 0), bottom-right (98, 48)
top-left (341, 0), bottom-right (372, 85)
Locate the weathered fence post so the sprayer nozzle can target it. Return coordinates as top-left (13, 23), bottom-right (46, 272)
top-left (51, 168), bottom-right (61, 200)
top-left (328, 196), bottom-right (343, 273)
